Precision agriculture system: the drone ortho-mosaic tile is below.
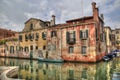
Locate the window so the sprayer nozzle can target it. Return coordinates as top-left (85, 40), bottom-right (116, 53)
top-left (116, 31), bottom-right (119, 34)
top-left (81, 68), bottom-right (87, 79)
top-left (48, 45), bottom-right (51, 51)
top-left (80, 30), bottom-right (88, 39)
top-left (51, 45), bottom-right (56, 50)
top-left (68, 70), bottom-right (74, 79)
top-left (109, 34), bottom-right (112, 41)
top-left (29, 34), bottom-right (34, 41)
top-left (68, 46), bottom-right (74, 53)
top-left (35, 33), bottom-right (39, 41)
top-left (36, 46), bottom-right (38, 50)
top-left (117, 36), bottom-right (119, 39)
top-left (10, 46), bottom-right (14, 54)
top-left (81, 46), bottom-right (87, 54)
top-left (30, 45), bottom-right (33, 50)
top-left (19, 35), bottom-right (22, 42)
top-left (66, 31), bottom-right (76, 44)
top-left (42, 32), bottom-right (46, 40)
top-left (24, 47), bottom-right (29, 52)
top-left (30, 23), bottom-right (33, 30)
top-left (43, 46), bottom-right (46, 50)
top-left (25, 34), bottom-right (28, 41)
top-left (19, 47), bottom-right (23, 51)
top-left (51, 31), bottom-right (57, 37)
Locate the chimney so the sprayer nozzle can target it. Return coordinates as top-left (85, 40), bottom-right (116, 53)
top-left (92, 2), bottom-right (99, 22)
top-left (51, 15), bottom-right (55, 26)
top-left (100, 14), bottom-right (104, 20)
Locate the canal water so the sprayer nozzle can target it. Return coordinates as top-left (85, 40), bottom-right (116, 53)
top-left (0, 58), bottom-right (120, 80)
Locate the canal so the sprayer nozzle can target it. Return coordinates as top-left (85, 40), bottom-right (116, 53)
top-left (0, 58), bottom-right (120, 80)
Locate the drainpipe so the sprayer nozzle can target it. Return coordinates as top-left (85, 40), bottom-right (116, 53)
top-left (60, 28), bottom-right (62, 59)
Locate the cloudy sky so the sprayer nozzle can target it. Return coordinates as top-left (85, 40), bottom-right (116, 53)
top-left (0, 0), bottom-right (120, 31)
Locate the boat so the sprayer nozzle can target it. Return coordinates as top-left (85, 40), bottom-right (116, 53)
top-left (37, 57), bottom-right (64, 63)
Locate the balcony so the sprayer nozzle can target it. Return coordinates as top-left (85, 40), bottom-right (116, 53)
top-left (67, 38), bottom-right (76, 45)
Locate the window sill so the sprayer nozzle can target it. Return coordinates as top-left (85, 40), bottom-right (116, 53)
top-left (82, 54), bottom-right (87, 56)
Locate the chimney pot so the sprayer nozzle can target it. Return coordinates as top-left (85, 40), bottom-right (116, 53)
top-left (92, 2), bottom-right (96, 9)
top-left (100, 14), bottom-right (104, 20)
top-left (51, 15), bottom-right (55, 26)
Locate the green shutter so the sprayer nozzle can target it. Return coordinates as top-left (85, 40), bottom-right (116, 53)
top-left (73, 31), bottom-right (76, 43)
top-left (66, 32), bottom-right (69, 43)
top-left (86, 30), bottom-right (88, 38)
top-left (80, 30), bottom-right (82, 39)
top-left (73, 31), bottom-right (75, 39)
top-left (96, 28), bottom-right (98, 39)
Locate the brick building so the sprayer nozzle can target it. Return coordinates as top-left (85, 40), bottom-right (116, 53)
top-left (60, 2), bottom-right (106, 62)
top-left (0, 28), bottom-right (15, 40)
top-left (0, 28), bottom-right (16, 56)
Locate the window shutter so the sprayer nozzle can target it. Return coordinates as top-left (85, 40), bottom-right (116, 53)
top-left (100, 34), bottom-right (103, 41)
top-left (80, 30), bottom-right (82, 39)
top-left (42, 32), bottom-right (44, 39)
top-left (73, 31), bottom-right (76, 43)
top-left (86, 30), bottom-right (88, 38)
top-left (51, 31), bottom-right (53, 37)
top-left (73, 31), bottom-right (75, 39)
top-left (96, 28), bottom-right (98, 39)
top-left (66, 32), bottom-right (69, 43)
top-left (32, 34), bottom-right (34, 39)
top-left (54, 31), bottom-right (57, 36)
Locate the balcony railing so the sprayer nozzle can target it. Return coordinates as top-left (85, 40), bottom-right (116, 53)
top-left (67, 38), bottom-right (76, 45)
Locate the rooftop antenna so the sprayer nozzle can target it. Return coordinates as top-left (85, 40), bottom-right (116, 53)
top-left (81, 0), bottom-right (84, 17)
top-left (81, 0), bottom-right (84, 23)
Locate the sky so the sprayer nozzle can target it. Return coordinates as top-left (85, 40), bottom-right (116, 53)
top-left (0, 0), bottom-right (120, 31)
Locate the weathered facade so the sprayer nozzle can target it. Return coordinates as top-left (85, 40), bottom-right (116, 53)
top-left (104, 27), bottom-right (112, 53)
top-left (0, 29), bottom-right (17, 57)
top-left (18, 18), bottom-right (50, 59)
top-left (0, 28), bottom-right (15, 40)
top-left (112, 29), bottom-right (120, 50)
top-left (0, 2), bottom-right (109, 62)
top-left (60, 2), bottom-right (106, 62)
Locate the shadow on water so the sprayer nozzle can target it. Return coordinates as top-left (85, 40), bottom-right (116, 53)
top-left (0, 58), bottom-right (120, 80)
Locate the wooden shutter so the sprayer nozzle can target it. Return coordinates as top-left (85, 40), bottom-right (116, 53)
top-left (66, 32), bottom-right (69, 43)
top-left (73, 31), bottom-right (76, 43)
top-left (96, 28), bottom-right (98, 39)
top-left (80, 30), bottom-right (82, 39)
top-left (86, 30), bottom-right (88, 38)
top-left (51, 31), bottom-right (53, 37)
top-left (42, 32), bottom-right (44, 39)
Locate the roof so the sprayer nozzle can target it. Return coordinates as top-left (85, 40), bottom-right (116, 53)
top-left (66, 16), bottom-right (93, 23)
top-left (24, 18), bottom-right (44, 24)
top-left (104, 26), bottom-right (112, 31)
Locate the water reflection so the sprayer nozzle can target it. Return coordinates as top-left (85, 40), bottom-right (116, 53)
top-left (0, 58), bottom-right (120, 80)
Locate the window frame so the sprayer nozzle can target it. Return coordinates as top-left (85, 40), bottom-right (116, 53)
top-left (68, 46), bottom-right (74, 54)
top-left (81, 46), bottom-right (87, 55)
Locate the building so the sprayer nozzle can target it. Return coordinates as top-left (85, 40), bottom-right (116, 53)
top-left (0, 2), bottom-right (107, 62)
top-left (18, 18), bottom-right (50, 59)
top-left (60, 2), bottom-right (106, 62)
top-left (0, 28), bottom-right (16, 57)
top-left (112, 28), bottom-right (120, 50)
top-left (0, 28), bottom-right (15, 40)
top-left (45, 2), bottom-right (106, 62)
top-left (5, 33), bottom-right (19, 58)
top-left (104, 27), bottom-right (112, 53)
